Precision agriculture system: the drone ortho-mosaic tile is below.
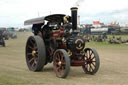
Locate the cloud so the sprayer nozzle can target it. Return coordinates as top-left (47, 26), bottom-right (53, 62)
top-left (0, 0), bottom-right (128, 27)
top-left (79, 8), bottom-right (128, 24)
top-left (0, 0), bottom-right (77, 27)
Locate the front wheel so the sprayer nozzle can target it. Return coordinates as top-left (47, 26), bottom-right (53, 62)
top-left (82, 48), bottom-right (100, 74)
top-left (53, 49), bottom-right (70, 78)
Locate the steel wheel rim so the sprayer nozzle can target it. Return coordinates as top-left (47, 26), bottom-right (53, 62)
top-left (26, 37), bottom-right (38, 70)
top-left (53, 51), bottom-right (66, 77)
top-left (84, 50), bottom-right (96, 72)
top-left (82, 48), bottom-right (99, 74)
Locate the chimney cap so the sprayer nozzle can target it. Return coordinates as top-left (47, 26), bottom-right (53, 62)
top-left (71, 7), bottom-right (78, 11)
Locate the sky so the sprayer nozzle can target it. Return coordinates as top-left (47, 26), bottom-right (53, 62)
top-left (0, 0), bottom-right (128, 27)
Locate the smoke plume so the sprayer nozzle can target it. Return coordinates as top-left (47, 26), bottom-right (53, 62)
top-left (73, 0), bottom-right (85, 7)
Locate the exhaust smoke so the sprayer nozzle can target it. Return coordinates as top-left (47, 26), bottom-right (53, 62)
top-left (73, 0), bottom-right (85, 7)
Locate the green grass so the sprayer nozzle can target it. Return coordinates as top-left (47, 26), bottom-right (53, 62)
top-left (86, 41), bottom-right (128, 49)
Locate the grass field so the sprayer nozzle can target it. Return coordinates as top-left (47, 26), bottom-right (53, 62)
top-left (0, 32), bottom-right (128, 85)
top-left (107, 34), bottom-right (128, 40)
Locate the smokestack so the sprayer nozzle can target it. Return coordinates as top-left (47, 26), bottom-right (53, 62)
top-left (71, 7), bottom-right (78, 30)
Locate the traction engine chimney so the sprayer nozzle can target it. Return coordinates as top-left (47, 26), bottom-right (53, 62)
top-left (71, 7), bottom-right (78, 30)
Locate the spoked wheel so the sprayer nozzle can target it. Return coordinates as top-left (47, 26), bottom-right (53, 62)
top-left (26, 36), bottom-right (46, 72)
top-left (82, 48), bottom-right (100, 74)
top-left (53, 49), bottom-right (70, 78)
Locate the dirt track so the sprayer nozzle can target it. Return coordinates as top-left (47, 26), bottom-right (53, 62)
top-left (0, 32), bottom-right (128, 85)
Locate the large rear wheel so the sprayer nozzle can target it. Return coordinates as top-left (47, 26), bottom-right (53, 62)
top-left (25, 36), bottom-right (46, 71)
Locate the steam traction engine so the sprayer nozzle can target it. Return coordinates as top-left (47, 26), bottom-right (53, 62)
top-left (24, 7), bottom-right (100, 78)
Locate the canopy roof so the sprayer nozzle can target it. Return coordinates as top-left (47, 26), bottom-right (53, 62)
top-left (24, 14), bottom-right (71, 25)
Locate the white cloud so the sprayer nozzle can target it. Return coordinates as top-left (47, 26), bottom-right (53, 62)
top-left (79, 0), bottom-right (128, 13)
top-left (0, 0), bottom-right (128, 27)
